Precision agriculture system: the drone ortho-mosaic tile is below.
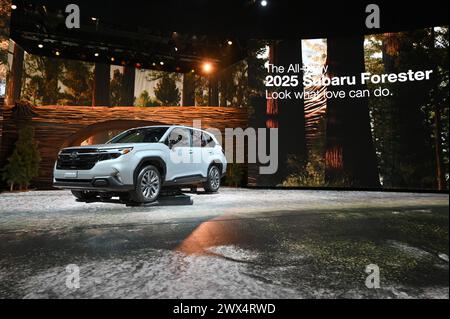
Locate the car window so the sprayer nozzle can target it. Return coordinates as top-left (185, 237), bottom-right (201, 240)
top-left (108, 127), bottom-right (168, 144)
top-left (192, 130), bottom-right (203, 148)
top-left (114, 130), bottom-right (145, 143)
top-left (202, 132), bottom-right (216, 148)
top-left (168, 128), bottom-right (191, 147)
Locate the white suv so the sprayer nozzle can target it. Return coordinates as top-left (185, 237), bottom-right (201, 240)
top-left (53, 125), bottom-right (227, 203)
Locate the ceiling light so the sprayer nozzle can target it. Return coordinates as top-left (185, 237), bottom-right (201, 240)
top-left (94, 53), bottom-right (99, 57)
top-left (11, 4), bottom-right (17, 10)
top-left (260, 0), bottom-right (268, 7)
top-left (202, 62), bottom-right (213, 73)
top-left (110, 57), bottom-right (115, 62)
top-left (55, 51), bottom-right (60, 56)
top-left (174, 47), bottom-right (178, 52)
top-left (160, 61), bottom-right (164, 65)
top-left (91, 17), bottom-right (97, 21)
top-left (38, 44), bottom-right (44, 48)
top-left (227, 40), bottom-right (233, 45)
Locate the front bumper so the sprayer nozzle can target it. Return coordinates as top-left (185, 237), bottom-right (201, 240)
top-left (53, 176), bottom-right (134, 192)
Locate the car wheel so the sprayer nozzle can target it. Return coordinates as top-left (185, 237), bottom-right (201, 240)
top-left (203, 165), bottom-right (221, 193)
top-left (71, 190), bottom-right (97, 200)
top-left (130, 165), bottom-right (161, 203)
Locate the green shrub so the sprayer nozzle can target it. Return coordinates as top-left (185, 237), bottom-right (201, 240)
top-left (2, 126), bottom-right (41, 191)
top-left (224, 163), bottom-right (245, 187)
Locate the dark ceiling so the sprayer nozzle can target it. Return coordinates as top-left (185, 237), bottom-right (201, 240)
top-left (9, 0), bottom-right (450, 73)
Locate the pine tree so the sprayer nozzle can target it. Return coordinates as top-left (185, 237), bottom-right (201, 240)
top-left (2, 126), bottom-right (41, 191)
top-left (22, 54), bottom-right (63, 105)
top-left (154, 74), bottom-right (180, 105)
top-left (61, 60), bottom-right (93, 106)
top-left (110, 69), bottom-right (124, 106)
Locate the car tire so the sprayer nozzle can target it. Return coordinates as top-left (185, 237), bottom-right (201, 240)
top-left (203, 165), bottom-right (221, 193)
top-left (71, 190), bottom-right (97, 200)
top-left (130, 165), bottom-right (162, 203)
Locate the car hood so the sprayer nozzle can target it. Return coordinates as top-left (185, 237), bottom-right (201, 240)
top-left (62, 143), bottom-right (159, 151)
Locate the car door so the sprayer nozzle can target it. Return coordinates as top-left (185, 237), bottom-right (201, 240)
top-left (190, 129), bottom-right (205, 176)
top-left (200, 131), bottom-right (217, 176)
top-left (165, 127), bottom-right (194, 180)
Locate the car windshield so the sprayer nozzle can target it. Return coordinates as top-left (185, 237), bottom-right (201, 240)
top-left (107, 127), bottom-right (168, 144)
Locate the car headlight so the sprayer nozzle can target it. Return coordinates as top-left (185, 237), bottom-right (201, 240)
top-left (98, 147), bottom-right (133, 161)
top-left (102, 147), bottom-right (133, 154)
top-left (117, 147), bottom-right (133, 155)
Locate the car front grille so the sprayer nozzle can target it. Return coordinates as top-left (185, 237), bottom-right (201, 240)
top-left (56, 148), bottom-right (100, 170)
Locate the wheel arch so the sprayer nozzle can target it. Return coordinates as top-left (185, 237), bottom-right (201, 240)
top-left (134, 157), bottom-right (167, 184)
top-left (208, 160), bottom-right (223, 174)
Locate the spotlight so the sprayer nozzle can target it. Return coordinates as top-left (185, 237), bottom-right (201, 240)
top-left (202, 62), bottom-right (213, 73)
top-left (55, 50), bottom-right (60, 56)
top-left (11, 4), bottom-right (17, 10)
top-left (91, 17), bottom-right (97, 21)
top-left (110, 57), bottom-right (115, 62)
top-left (160, 61), bottom-right (164, 65)
top-left (260, 0), bottom-right (268, 7)
top-left (174, 47), bottom-right (178, 52)
top-left (227, 40), bottom-right (233, 46)
top-left (94, 53), bottom-right (99, 57)
top-left (38, 44), bottom-right (44, 48)
top-left (152, 62), bottom-right (156, 66)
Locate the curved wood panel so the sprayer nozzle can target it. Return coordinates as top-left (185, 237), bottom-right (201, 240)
top-left (0, 105), bottom-right (248, 188)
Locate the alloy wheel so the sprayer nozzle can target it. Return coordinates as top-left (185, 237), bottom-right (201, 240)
top-left (140, 168), bottom-right (160, 200)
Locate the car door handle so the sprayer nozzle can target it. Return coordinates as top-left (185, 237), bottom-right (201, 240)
top-left (189, 150), bottom-right (194, 154)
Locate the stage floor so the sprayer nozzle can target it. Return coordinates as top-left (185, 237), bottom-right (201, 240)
top-left (0, 188), bottom-right (448, 298)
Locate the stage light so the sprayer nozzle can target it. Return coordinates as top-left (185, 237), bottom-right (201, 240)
top-left (55, 50), bottom-right (60, 56)
top-left (227, 40), bottom-right (233, 46)
top-left (160, 61), bottom-right (164, 65)
top-left (260, 0), bottom-right (268, 7)
top-left (202, 62), bottom-right (213, 73)
top-left (38, 44), bottom-right (44, 48)
top-left (110, 57), bottom-right (115, 62)
top-left (152, 62), bottom-right (156, 66)
top-left (11, 4), bottom-right (17, 10)
top-left (174, 47), bottom-right (178, 52)
top-left (94, 53), bottom-right (99, 57)
top-left (91, 17), bottom-right (97, 21)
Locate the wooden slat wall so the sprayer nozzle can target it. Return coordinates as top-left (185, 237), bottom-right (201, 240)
top-left (0, 105), bottom-right (248, 188)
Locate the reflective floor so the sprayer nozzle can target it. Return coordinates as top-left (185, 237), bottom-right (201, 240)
top-left (0, 188), bottom-right (448, 298)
